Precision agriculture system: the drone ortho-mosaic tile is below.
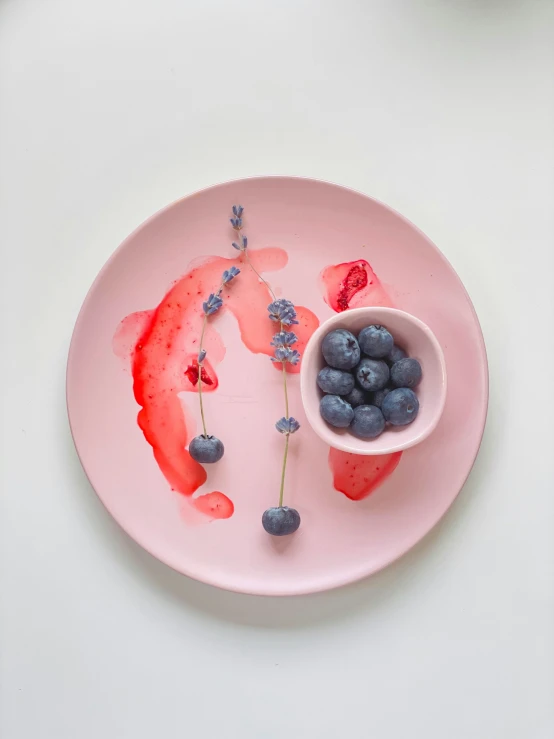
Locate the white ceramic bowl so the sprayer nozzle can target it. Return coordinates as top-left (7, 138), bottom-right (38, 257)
top-left (300, 307), bottom-right (447, 455)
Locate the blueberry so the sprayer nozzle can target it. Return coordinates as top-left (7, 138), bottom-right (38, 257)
top-left (358, 325), bottom-right (394, 358)
top-left (189, 435), bottom-right (224, 463)
top-left (372, 387), bottom-right (391, 408)
top-left (320, 394), bottom-right (354, 428)
top-left (262, 506), bottom-right (301, 536)
top-left (350, 405), bottom-right (386, 439)
top-left (321, 329), bottom-right (361, 370)
top-left (355, 358), bottom-right (390, 391)
top-left (342, 386), bottom-right (368, 408)
top-left (382, 388), bottom-right (419, 426)
top-left (317, 366), bottom-right (355, 395)
top-left (390, 358), bottom-right (422, 388)
top-left (388, 344), bottom-right (407, 364)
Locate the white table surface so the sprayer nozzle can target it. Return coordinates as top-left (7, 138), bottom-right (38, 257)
top-left (1, 1), bottom-right (553, 737)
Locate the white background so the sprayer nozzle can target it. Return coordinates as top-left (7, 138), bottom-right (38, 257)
top-left (1, 1), bottom-right (553, 737)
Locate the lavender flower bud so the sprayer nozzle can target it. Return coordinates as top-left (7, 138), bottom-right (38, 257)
top-left (267, 299), bottom-right (299, 326)
top-left (203, 293), bottom-right (223, 316)
top-left (275, 417), bottom-right (300, 434)
top-left (222, 266), bottom-right (240, 284)
top-left (271, 347), bottom-right (300, 365)
top-left (271, 331), bottom-right (298, 348)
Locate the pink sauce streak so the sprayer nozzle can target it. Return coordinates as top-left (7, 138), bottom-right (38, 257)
top-left (321, 259), bottom-right (402, 500)
top-left (113, 248), bottom-right (319, 519)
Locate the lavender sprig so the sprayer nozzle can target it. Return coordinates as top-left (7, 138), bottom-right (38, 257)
top-left (232, 205), bottom-right (301, 525)
top-left (196, 266), bottom-right (240, 439)
top-left (272, 298), bottom-right (300, 511)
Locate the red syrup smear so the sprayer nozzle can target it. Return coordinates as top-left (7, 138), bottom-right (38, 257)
top-left (321, 259), bottom-right (402, 501)
top-left (113, 248), bottom-right (319, 519)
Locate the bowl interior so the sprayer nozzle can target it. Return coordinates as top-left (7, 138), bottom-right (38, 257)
top-left (300, 307), bottom-right (447, 455)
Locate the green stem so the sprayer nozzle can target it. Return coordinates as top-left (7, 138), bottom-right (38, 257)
top-left (278, 323), bottom-right (292, 507)
top-left (278, 433), bottom-right (290, 508)
top-left (197, 315), bottom-right (208, 437)
top-left (243, 250), bottom-right (276, 301)
top-left (282, 362), bottom-right (289, 419)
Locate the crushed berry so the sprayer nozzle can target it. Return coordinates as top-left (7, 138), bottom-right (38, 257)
top-left (184, 360), bottom-right (213, 386)
top-left (336, 264), bottom-right (368, 311)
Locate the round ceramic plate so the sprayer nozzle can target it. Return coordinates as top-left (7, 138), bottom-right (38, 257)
top-left (67, 177), bottom-right (488, 596)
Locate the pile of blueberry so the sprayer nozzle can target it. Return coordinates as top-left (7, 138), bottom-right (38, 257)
top-left (318, 325), bottom-right (422, 439)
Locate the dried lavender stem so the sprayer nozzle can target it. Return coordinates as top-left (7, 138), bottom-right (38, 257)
top-left (282, 361), bottom-right (290, 419)
top-left (243, 250), bottom-right (276, 301)
top-left (239, 234), bottom-right (295, 508)
top-left (278, 433), bottom-right (290, 508)
top-left (197, 315), bottom-right (209, 437)
top-left (197, 278), bottom-right (226, 438)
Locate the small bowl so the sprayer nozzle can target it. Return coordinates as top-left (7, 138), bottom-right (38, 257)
top-left (300, 307), bottom-right (447, 455)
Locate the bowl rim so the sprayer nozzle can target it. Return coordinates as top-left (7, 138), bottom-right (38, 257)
top-left (300, 306), bottom-right (448, 455)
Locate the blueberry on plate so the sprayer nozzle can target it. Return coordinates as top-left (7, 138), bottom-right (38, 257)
top-left (189, 435), bottom-right (224, 463)
top-left (342, 386), bottom-right (368, 408)
top-left (358, 325), bottom-right (394, 358)
top-left (321, 329), bottom-right (361, 370)
top-left (355, 358), bottom-right (390, 391)
top-left (390, 358), bottom-right (422, 388)
top-left (350, 405), bottom-right (386, 439)
top-left (320, 394), bottom-right (354, 428)
top-left (381, 388), bottom-right (419, 426)
top-left (317, 366), bottom-right (355, 395)
top-left (262, 506), bottom-right (301, 536)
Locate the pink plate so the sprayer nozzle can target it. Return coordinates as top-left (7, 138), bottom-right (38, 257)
top-left (67, 177), bottom-right (488, 596)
